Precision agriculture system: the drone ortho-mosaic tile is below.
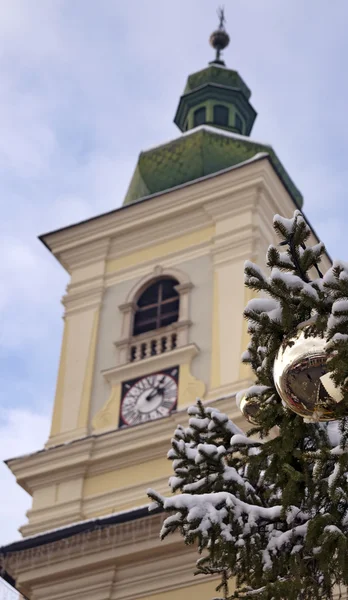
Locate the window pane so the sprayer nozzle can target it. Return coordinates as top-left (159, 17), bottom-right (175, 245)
top-left (161, 298), bottom-right (179, 316)
top-left (214, 105), bottom-right (229, 126)
top-left (137, 282), bottom-right (160, 307)
top-left (193, 107), bottom-right (206, 127)
top-left (160, 314), bottom-right (178, 328)
top-left (135, 306), bottom-right (158, 320)
top-left (133, 320), bottom-right (158, 336)
top-left (133, 277), bottom-right (180, 336)
top-left (161, 279), bottom-right (179, 301)
top-left (133, 309), bottom-right (158, 335)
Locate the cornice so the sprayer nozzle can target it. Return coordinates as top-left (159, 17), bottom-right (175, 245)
top-left (41, 161), bottom-right (279, 269)
top-left (26, 463), bottom-right (89, 493)
top-left (65, 274), bottom-right (105, 296)
top-left (6, 393), bottom-right (241, 496)
top-left (7, 436), bottom-right (95, 493)
top-left (62, 284), bottom-right (105, 316)
top-left (45, 428), bottom-right (90, 449)
top-left (102, 343), bottom-right (199, 385)
top-left (37, 160), bottom-right (300, 283)
top-left (58, 238), bottom-right (110, 274)
top-left (2, 513), bottom-right (165, 571)
top-left (2, 513), bottom-right (217, 600)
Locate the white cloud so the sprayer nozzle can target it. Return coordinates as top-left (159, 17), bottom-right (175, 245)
top-left (0, 235), bottom-right (66, 349)
top-left (0, 409), bottom-right (50, 545)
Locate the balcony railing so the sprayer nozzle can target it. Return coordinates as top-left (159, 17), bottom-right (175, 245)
top-left (130, 330), bottom-right (178, 362)
top-left (115, 320), bottom-right (191, 366)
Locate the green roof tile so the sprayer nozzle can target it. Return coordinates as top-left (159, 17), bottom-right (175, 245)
top-left (184, 65), bottom-right (251, 99)
top-left (123, 128), bottom-right (303, 208)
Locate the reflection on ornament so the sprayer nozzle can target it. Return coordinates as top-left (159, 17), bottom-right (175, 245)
top-left (273, 328), bottom-right (347, 421)
top-left (238, 395), bottom-right (260, 424)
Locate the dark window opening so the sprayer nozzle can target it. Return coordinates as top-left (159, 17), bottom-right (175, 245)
top-left (133, 278), bottom-right (180, 336)
top-left (193, 107), bottom-right (206, 127)
top-left (214, 105), bottom-right (229, 126)
top-left (235, 113), bottom-right (243, 133)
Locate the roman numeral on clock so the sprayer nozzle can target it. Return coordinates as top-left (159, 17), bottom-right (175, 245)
top-left (162, 398), bottom-right (175, 409)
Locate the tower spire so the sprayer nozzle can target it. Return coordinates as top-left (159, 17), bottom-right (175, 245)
top-left (209, 6), bottom-right (230, 66)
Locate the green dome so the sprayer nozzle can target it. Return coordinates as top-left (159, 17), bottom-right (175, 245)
top-left (174, 64), bottom-right (256, 136)
top-left (184, 65), bottom-right (251, 98)
top-left (123, 13), bottom-right (303, 210)
top-left (123, 128), bottom-right (303, 208)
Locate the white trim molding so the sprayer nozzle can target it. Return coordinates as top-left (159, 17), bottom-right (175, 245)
top-left (103, 343), bottom-right (199, 385)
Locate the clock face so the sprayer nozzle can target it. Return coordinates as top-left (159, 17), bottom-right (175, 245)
top-left (120, 368), bottom-right (179, 427)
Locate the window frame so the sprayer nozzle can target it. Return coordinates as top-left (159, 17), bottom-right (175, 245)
top-left (133, 277), bottom-right (180, 336)
top-left (116, 268), bottom-right (193, 366)
top-left (213, 104), bottom-right (229, 127)
top-left (235, 112), bottom-right (243, 133)
top-left (193, 106), bottom-right (206, 128)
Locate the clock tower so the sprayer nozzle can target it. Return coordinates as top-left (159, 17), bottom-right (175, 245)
top-left (0, 13), bottom-right (329, 600)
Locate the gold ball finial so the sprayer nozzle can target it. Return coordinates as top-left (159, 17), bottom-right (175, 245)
top-left (209, 7), bottom-right (230, 65)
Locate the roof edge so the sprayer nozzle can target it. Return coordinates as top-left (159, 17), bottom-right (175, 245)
top-left (39, 149), bottom-right (271, 250)
top-left (0, 505), bottom-right (161, 555)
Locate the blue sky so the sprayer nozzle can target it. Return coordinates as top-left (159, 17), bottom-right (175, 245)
top-left (1, 0), bottom-right (348, 545)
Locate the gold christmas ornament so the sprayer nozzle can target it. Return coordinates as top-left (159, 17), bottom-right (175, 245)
top-left (237, 394), bottom-right (260, 424)
top-left (273, 328), bottom-right (346, 421)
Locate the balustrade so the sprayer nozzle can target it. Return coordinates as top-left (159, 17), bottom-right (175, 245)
top-left (130, 330), bottom-right (178, 362)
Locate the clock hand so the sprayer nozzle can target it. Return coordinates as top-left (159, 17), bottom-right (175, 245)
top-left (145, 377), bottom-right (166, 401)
top-left (145, 388), bottom-right (159, 401)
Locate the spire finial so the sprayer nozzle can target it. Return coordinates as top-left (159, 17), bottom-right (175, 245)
top-left (217, 6), bottom-right (226, 30)
top-left (209, 6), bottom-right (230, 66)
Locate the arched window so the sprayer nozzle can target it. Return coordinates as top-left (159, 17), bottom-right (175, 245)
top-left (116, 268), bottom-right (193, 365)
top-left (133, 278), bottom-right (179, 336)
top-left (214, 104), bottom-right (229, 126)
top-left (235, 113), bottom-right (243, 133)
top-left (193, 107), bottom-right (206, 128)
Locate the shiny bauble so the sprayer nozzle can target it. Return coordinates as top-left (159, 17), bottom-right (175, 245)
top-left (273, 328), bottom-right (346, 421)
top-left (236, 394), bottom-right (260, 425)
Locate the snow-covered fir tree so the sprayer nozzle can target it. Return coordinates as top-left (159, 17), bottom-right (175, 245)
top-left (148, 211), bottom-right (348, 600)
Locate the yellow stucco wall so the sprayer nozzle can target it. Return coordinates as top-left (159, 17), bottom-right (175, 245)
top-left (139, 579), bottom-right (224, 600)
top-left (83, 457), bottom-right (169, 497)
top-left (106, 226), bottom-right (215, 274)
top-left (48, 225), bottom-right (215, 446)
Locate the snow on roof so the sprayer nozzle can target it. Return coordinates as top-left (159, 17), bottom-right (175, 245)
top-left (183, 124), bottom-right (270, 147)
top-left (143, 124), bottom-right (270, 155)
top-left (206, 61), bottom-right (229, 70)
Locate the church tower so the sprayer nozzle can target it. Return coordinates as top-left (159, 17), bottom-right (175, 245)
top-left (0, 13), bottom-right (327, 600)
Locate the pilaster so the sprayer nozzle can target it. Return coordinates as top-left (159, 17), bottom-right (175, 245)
top-left (46, 240), bottom-right (110, 448)
top-left (207, 186), bottom-right (260, 393)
